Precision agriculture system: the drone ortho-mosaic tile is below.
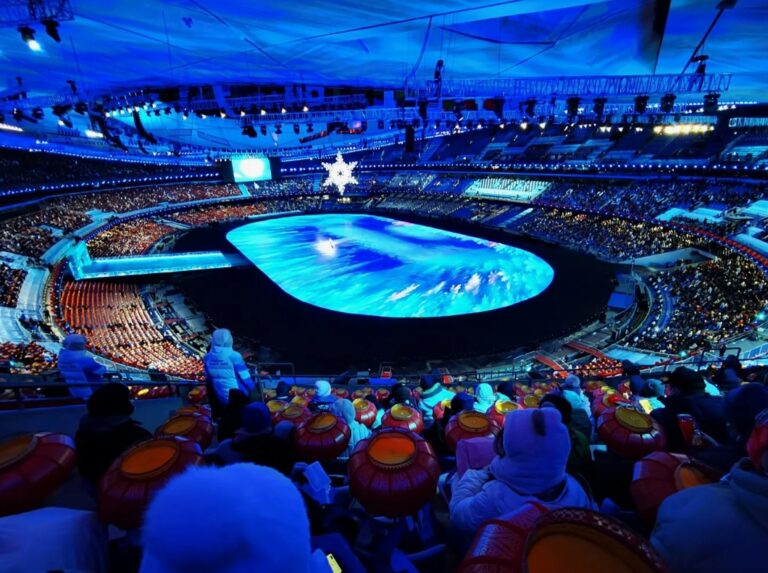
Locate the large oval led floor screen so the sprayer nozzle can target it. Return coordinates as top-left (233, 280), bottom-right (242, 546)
top-left (227, 214), bottom-right (554, 318)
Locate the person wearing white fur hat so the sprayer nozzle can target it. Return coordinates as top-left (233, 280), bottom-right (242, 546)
top-left (139, 464), bottom-right (332, 573)
top-left (310, 380), bottom-right (336, 413)
top-left (449, 408), bottom-right (593, 536)
top-left (57, 333), bottom-right (107, 399)
top-left (203, 329), bottom-right (254, 409)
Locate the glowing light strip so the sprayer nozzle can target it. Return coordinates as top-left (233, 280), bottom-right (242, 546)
top-left (0, 123), bottom-right (23, 133)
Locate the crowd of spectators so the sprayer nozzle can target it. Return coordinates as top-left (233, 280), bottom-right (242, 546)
top-left (634, 251), bottom-right (768, 353)
top-left (535, 179), bottom-right (767, 219)
top-left (0, 341), bottom-right (57, 374)
top-left (167, 203), bottom-right (269, 226)
top-left (58, 280), bottom-right (203, 379)
top-left (0, 148), bottom-right (213, 189)
top-left (57, 183), bottom-right (240, 214)
top-left (0, 262), bottom-right (26, 307)
top-left (0, 206), bottom-right (92, 257)
top-left (514, 208), bottom-right (701, 260)
top-left (86, 220), bottom-right (176, 257)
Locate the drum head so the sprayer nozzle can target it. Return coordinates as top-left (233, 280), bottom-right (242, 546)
top-left (368, 431), bottom-right (417, 470)
top-left (120, 440), bottom-right (180, 479)
top-left (457, 411), bottom-right (491, 433)
top-left (0, 434), bottom-right (36, 470)
top-left (527, 523), bottom-right (656, 573)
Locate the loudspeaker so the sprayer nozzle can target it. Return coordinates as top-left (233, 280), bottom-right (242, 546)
top-left (405, 125), bottom-right (415, 152)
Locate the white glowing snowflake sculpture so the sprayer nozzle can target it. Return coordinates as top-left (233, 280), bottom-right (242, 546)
top-left (321, 152), bottom-right (358, 195)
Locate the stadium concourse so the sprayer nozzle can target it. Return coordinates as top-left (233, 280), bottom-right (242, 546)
top-left (3, 1), bottom-right (768, 572)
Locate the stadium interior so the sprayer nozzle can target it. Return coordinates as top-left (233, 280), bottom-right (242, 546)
top-left (1, 1), bottom-right (768, 572)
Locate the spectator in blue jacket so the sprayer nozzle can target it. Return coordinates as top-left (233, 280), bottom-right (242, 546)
top-left (203, 329), bottom-right (254, 408)
top-left (57, 333), bottom-right (106, 399)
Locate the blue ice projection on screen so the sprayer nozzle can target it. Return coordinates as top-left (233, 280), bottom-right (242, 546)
top-left (227, 214), bottom-right (554, 318)
top-left (230, 157), bottom-right (272, 182)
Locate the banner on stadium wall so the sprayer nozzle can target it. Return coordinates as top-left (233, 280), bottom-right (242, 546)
top-left (728, 117), bottom-right (768, 128)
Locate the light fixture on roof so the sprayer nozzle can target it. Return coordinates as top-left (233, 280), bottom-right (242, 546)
top-left (660, 93), bottom-right (676, 113)
top-left (42, 20), bottom-right (61, 42)
top-left (302, 104), bottom-right (309, 112)
top-left (18, 27), bottom-right (42, 52)
top-left (593, 97), bottom-right (607, 118)
top-left (260, 108), bottom-right (267, 116)
top-left (280, 107), bottom-right (287, 114)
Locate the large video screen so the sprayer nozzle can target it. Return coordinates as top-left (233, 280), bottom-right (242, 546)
top-left (229, 157), bottom-right (273, 183)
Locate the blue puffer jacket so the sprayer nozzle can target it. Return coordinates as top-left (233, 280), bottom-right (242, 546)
top-left (651, 460), bottom-right (768, 573)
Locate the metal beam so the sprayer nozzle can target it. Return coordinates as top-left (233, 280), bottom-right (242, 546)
top-left (408, 73), bottom-right (732, 100)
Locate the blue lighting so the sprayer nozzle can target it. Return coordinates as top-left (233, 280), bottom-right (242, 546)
top-left (227, 214), bottom-right (554, 318)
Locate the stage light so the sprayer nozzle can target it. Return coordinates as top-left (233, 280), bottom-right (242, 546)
top-left (42, 20), bottom-right (61, 42)
top-left (220, 111), bottom-right (227, 118)
top-left (260, 108), bottom-right (267, 116)
top-left (241, 125), bottom-right (257, 137)
top-left (634, 95), bottom-right (649, 114)
top-left (74, 102), bottom-right (88, 115)
top-left (593, 97), bottom-right (607, 117)
top-left (182, 110), bottom-right (189, 120)
top-left (18, 27), bottom-right (42, 52)
top-left (520, 121), bottom-right (528, 130)
top-left (281, 107), bottom-right (287, 114)
top-left (302, 104), bottom-right (309, 112)
top-left (240, 109), bottom-right (246, 117)
top-left (566, 96), bottom-right (581, 117)
top-left (660, 93), bottom-right (676, 113)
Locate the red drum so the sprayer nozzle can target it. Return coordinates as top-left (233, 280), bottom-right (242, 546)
top-left (175, 404), bottom-right (211, 418)
top-left (432, 398), bottom-right (453, 422)
top-left (747, 409), bottom-right (768, 472)
top-left (155, 413), bottom-right (214, 450)
top-left (460, 504), bottom-right (669, 573)
top-left (631, 451), bottom-right (721, 523)
top-left (187, 386), bottom-right (206, 403)
top-left (272, 404), bottom-right (312, 427)
top-left (597, 407), bottom-right (666, 460)
top-left (348, 428), bottom-right (440, 518)
top-left (333, 388), bottom-right (350, 399)
top-left (592, 391), bottom-right (631, 418)
top-left (444, 411), bottom-right (501, 452)
top-left (0, 433), bottom-right (76, 517)
top-left (353, 398), bottom-right (377, 427)
top-left (487, 400), bottom-right (521, 427)
top-left (263, 389), bottom-right (277, 400)
top-left (290, 395), bottom-right (309, 407)
top-left (376, 388), bottom-right (391, 402)
top-left (267, 399), bottom-right (290, 420)
top-left (521, 394), bottom-right (541, 409)
top-left (382, 404), bottom-right (424, 434)
top-left (293, 413), bottom-right (350, 461)
top-left (98, 436), bottom-right (203, 529)
top-left (353, 387), bottom-right (373, 400)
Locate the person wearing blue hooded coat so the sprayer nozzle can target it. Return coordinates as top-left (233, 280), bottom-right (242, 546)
top-left (204, 329), bottom-right (254, 408)
top-left (57, 333), bottom-right (106, 399)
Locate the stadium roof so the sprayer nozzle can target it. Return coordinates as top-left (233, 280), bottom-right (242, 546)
top-left (1, 0), bottom-right (766, 101)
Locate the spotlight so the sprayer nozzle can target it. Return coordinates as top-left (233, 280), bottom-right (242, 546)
top-left (566, 96), bottom-right (581, 118)
top-left (241, 125), bottom-right (257, 137)
top-left (302, 104), bottom-right (309, 112)
top-left (182, 109), bottom-right (189, 120)
top-left (220, 111), bottom-right (226, 118)
top-left (74, 102), bottom-right (88, 115)
top-left (634, 95), bottom-right (649, 114)
top-left (524, 99), bottom-right (537, 118)
top-left (240, 109), bottom-right (246, 117)
top-left (42, 20), bottom-right (61, 42)
top-left (260, 108), bottom-right (267, 116)
top-left (660, 93), bottom-right (676, 113)
top-left (18, 27), bottom-right (41, 52)
top-left (704, 92), bottom-right (720, 114)
top-left (593, 97), bottom-right (607, 117)
top-left (281, 107), bottom-right (287, 114)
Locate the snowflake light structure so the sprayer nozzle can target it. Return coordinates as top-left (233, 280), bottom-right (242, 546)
top-left (321, 152), bottom-right (358, 195)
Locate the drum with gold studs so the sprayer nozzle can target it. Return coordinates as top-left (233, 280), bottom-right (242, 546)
top-left (597, 406), bottom-right (666, 459)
